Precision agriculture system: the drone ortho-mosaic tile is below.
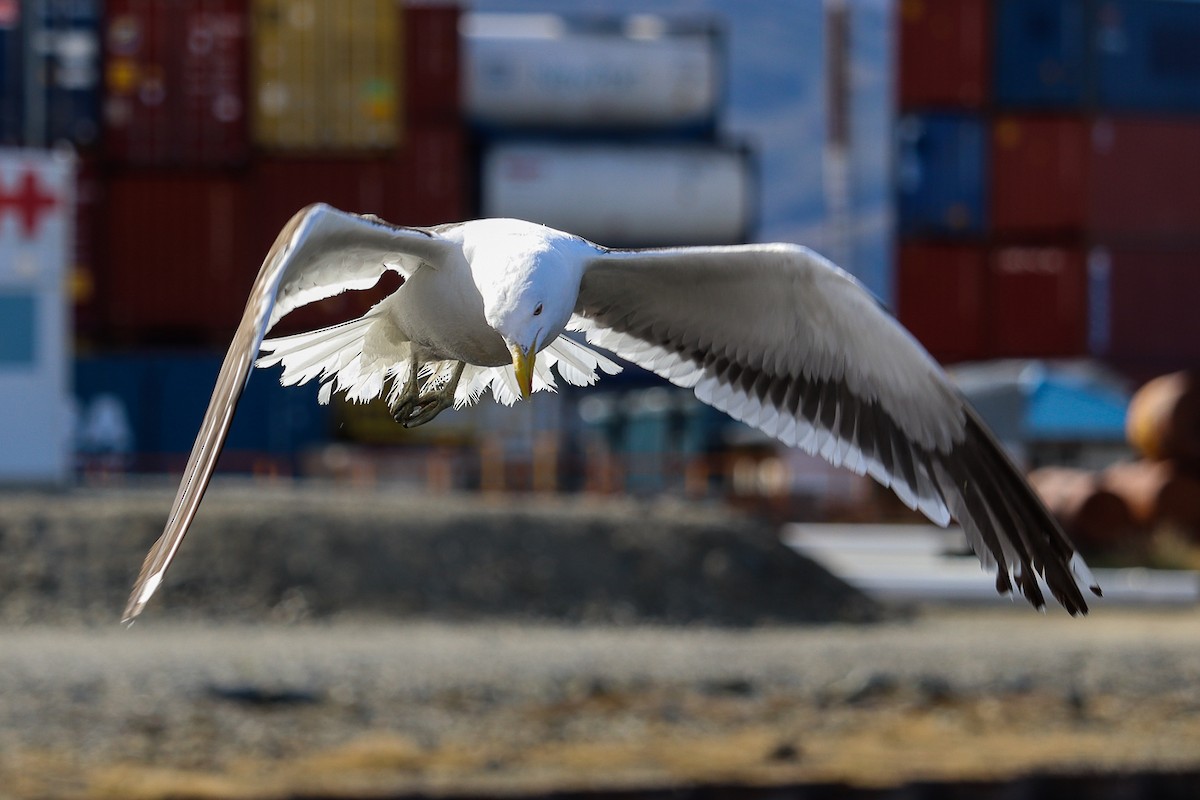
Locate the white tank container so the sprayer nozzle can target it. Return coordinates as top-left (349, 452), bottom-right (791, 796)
top-left (463, 14), bottom-right (721, 131)
top-left (481, 141), bottom-right (754, 247)
top-left (0, 149), bottom-right (73, 483)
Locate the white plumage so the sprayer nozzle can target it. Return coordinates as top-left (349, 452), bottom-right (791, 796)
top-left (122, 203), bottom-right (1101, 623)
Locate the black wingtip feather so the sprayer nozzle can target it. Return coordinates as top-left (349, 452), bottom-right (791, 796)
top-left (962, 412), bottom-right (1095, 614)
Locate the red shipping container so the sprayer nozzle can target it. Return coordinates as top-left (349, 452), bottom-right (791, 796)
top-left (251, 157), bottom-right (399, 335)
top-left (385, 123), bottom-right (467, 225)
top-left (250, 128), bottom-right (466, 234)
top-left (896, 243), bottom-right (987, 363)
top-left (250, 130), bottom-right (466, 335)
top-left (896, 0), bottom-right (990, 109)
top-left (992, 117), bottom-right (1200, 239)
top-left (1090, 245), bottom-right (1200, 369)
top-left (104, 172), bottom-right (251, 343)
top-left (987, 246), bottom-right (1087, 358)
top-left (105, 0), bottom-right (173, 161)
top-left (991, 116), bottom-right (1089, 234)
top-left (252, 157), bottom-right (392, 250)
top-left (71, 158), bottom-right (107, 340)
top-left (177, 0), bottom-right (248, 163)
top-left (1090, 119), bottom-right (1200, 239)
top-left (104, 0), bottom-right (249, 166)
top-left (404, 3), bottom-right (461, 123)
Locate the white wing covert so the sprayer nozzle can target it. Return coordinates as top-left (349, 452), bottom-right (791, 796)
top-left (574, 244), bottom-right (1101, 614)
top-left (121, 204), bottom-right (459, 623)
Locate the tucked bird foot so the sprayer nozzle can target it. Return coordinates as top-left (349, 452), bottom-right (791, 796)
top-left (390, 361), bottom-right (465, 428)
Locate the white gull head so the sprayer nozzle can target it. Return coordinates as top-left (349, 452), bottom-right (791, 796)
top-left (462, 219), bottom-right (593, 394)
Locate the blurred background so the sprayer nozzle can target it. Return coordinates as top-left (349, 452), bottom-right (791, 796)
top-left (3, 0), bottom-right (1200, 555)
top-left (2, 0), bottom-right (1200, 556)
top-left (4, 1), bottom-right (1200, 797)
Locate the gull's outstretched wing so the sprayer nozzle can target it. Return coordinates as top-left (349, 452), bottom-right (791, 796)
top-left (122, 203), bottom-right (460, 624)
top-left (574, 243), bottom-right (1101, 614)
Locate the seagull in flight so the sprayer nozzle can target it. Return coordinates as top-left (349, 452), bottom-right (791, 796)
top-left (122, 203), bottom-right (1101, 623)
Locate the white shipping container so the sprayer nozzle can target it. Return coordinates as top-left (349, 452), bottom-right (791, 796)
top-left (0, 149), bottom-right (73, 483)
top-left (482, 142), bottom-right (753, 247)
top-left (464, 14), bottom-right (720, 131)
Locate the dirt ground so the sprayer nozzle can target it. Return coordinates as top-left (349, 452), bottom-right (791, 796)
top-left (4, 607), bottom-right (1200, 799)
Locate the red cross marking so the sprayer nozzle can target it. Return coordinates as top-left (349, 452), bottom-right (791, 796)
top-left (0, 170), bottom-right (60, 239)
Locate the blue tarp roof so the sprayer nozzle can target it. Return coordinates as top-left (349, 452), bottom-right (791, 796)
top-left (952, 360), bottom-right (1131, 443)
top-left (1025, 376), bottom-right (1130, 441)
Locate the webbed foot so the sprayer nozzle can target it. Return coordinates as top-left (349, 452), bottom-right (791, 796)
top-left (390, 361), bottom-right (465, 428)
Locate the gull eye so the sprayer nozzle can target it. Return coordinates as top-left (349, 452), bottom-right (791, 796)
top-left (533, 303), bottom-right (543, 316)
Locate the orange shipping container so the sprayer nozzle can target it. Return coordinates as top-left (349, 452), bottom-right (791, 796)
top-left (251, 0), bottom-right (399, 152)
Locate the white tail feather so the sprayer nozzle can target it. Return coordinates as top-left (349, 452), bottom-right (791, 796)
top-left (257, 322), bottom-right (623, 410)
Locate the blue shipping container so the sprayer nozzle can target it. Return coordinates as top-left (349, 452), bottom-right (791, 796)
top-left (74, 354), bottom-right (332, 466)
top-left (36, 0), bottom-right (101, 147)
top-left (0, 1), bottom-right (22, 145)
top-left (896, 114), bottom-right (988, 237)
top-left (995, 0), bottom-right (1092, 109)
top-left (1094, 0), bottom-right (1200, 114)
top-left (154, 356), bottom-right (331, 458)
top-left (74, 353), bottom-right (157, 459)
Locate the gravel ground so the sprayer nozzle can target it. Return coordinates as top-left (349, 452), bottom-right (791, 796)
top-left (4, 482), bottom-right (1200, 798)
top-left (5, 609), bottom-right (1200, 799)
top-left (0, 482), bottom-right (879, 626)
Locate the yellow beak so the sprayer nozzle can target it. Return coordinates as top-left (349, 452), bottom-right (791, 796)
top-left (509, 342), bottom-right (535, 400)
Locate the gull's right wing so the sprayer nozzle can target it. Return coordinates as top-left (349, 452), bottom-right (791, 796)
top-left (121, 204), bottom-right (460, 624)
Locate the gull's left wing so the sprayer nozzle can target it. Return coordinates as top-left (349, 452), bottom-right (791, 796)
top-left (121, 204), bottom-right (460, 624)
top-left (574, 243), bottom-right (1101, 614)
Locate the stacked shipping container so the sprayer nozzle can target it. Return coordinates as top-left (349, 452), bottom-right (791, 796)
top-left (1, 0), bottom-right (104, 149)
top-left (251, 0), bottom-right (398, 152)
top-left (0, 2), bottom-right (22, 146)
top-left (75, 352), bottom-right (330, 470)
top-left (0, 0), bottom-right (465, 344)
top-left (896, 0), bottom-right (1200, 373)
top-left (104, 0), bottom-right (249, 166)
top-left (0, 1), bottom-right (469, 465)
top-left (85, 0), bottom-right (467, 343)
